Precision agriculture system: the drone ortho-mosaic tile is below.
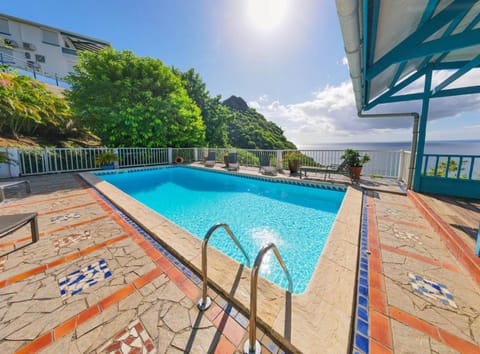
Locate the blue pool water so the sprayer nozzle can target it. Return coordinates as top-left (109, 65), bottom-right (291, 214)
top-left (97, 167), bottom-right (345, 293)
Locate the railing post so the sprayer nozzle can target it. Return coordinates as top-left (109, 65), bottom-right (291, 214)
top-left (42, 148), bottom-right (49, 173)
top-left (168, 147), bottom-right (173, 164)
top-left (113, 148), bottom-right (119, 169)
top-left (398, 150), bottom-right (404, 180)
top-left (276, 150), bottom-right (282, 169)
top-left (194, 148), bottom-right (198, 162)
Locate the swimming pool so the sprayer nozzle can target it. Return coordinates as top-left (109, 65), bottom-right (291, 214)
top-left (97, 167), bottom-right (345, 293)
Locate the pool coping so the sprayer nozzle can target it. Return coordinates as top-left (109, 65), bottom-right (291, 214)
top-left (80, 166), bottom-right (362, 353)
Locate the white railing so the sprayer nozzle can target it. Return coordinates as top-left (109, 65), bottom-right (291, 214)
top-left (398, 150), bottom-right (412, 184)
top-left (1, 147), bottom-right (403, 178)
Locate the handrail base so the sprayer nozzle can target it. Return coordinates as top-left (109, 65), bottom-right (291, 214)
top-left (197, 296), bottom-right (212, 311)
top-left (244, 340), bottom-right (261, 354)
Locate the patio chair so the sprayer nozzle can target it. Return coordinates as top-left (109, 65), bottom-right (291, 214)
top-left (0, 212), bottom-right (39, 244)
top-left (300, 159), bottom-right (350, 180)
top-left (259, 155), bottom-right (277, 176)
top-left (204, 152), bottom-right (216, 167)
top-left (0, 180), bottom-right (31, 202)
top-left (227, 153), bottom-right (240, 171)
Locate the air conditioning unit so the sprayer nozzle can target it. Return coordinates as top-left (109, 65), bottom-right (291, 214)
top-left (23, 42), bottom-right (36, 51)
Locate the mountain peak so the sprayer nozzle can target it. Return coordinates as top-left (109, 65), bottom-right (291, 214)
top-left (223, 95), bottom-right (249, 111)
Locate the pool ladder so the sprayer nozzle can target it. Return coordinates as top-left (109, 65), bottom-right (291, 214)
top-left (198, 223), bottom-right (293, 354)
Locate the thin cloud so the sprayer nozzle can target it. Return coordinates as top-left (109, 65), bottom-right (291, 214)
top-left (249, 77), bottom-right (480, 145)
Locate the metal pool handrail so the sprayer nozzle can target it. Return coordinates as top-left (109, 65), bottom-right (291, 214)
top-left (244, 243), bottom-right (293, 354)
top-left (197, 223), bottom-right (251, 311)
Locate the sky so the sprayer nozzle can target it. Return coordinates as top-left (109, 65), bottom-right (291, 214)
top-left (2, 0), bottom-right (480, 148)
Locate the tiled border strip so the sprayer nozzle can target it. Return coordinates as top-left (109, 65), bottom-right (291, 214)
top-left (352, 191), bottom-right (393, 354)
top-left (94, 164), bottom-right (348, 192)
top-left (76, 174), bottom-right (289, 353)
top-left (0, 234), bottom-right (128, 288)
top-left (1, 192), bottom-right (89, 209)
top-left (408, 190), bottom-right (480, 286)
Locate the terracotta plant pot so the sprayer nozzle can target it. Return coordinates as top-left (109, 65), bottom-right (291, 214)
top-left (350, 166), bottom-right (362, 179)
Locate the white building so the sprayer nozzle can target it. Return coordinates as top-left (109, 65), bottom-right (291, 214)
top-left (0, 13), bottom-right (110, 80)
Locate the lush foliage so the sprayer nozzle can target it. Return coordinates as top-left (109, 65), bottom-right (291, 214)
top-left (67, 49), bottom-right (206, 147)
top-left (224, 100), bottom-right (297, 150)
top-left (341, 148), bottom-right (370, 167)
top-left (0, 70), bottom-right (72, 139)
top-left (95, 151), bottom-right (118, 166)
top-left (427, 160), bottom-right (466, 178)
top-left (173, 68), bottom-right (229, 147)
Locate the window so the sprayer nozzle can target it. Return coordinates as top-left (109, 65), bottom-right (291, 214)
top-left (0, 18), bottom-right (9, 35)
top-left (42, 29), bottom-right (59, 46)
top-left (25, 52), bottom-right (31, 59)
top-left (35, 54), bottom-right (45, 63)
top-left (23, 42), bottom-right (36, 51)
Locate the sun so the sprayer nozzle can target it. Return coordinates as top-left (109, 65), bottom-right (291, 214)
top-left (246, 0), bottom-right (288, 32)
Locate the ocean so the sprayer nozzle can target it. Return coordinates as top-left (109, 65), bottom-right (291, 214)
top-left (299, 139), bottom-right (480, 155)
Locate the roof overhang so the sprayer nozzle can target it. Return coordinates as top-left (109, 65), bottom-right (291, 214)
top-left (336, 0), bottom-right (480, 113)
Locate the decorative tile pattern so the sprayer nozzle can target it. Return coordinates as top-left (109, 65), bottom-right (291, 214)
top-left (58, 259), bottom-right (112, 298)
top-left (50, 212), bottom-right (81, 223)
top-left (52, 231), bottom-right (91, 250)
top-left (393, 229), bottom-right (423, 245)
top-left (98, 319), bottom-right (156, 353)
top-left (408, 273), bottom-right (457, 308)
top-left (352, 192), bottom-right (370, 354)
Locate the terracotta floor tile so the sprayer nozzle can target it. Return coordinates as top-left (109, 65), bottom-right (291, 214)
top-left (389, 306), bottom-right (440, 341)
top-left (133, 267), bottom-right (163, 289)
top-left (213, 313), bottom-right (246, 347)
top-left (6, 264), bottom-right (46, 285)
top-left (54, 317), bottom-right (77, 340)
top-left (145, 247), bottom-right (163, 261)
top-left (41, 201), bottom-right (97, 216)
top-left (213, 335), bottom-right (236, 354)
top-left (370, 339), bottom-right (393, 354)
top-left (16, 331), bottom-right (53, 354)
top-left (370, 310), bottom-right (392, 348)
top-left (205, 303), bottom-right (223, 323)
top-left (369, 270), bottom-right (386, 291)
top-left (369, 257), bottom-right (383, 274)
top-left (2, 192), bottom-right (88, 209)
top-left (167, 266), bottom-right (187, 285)
top-left (178, 278), bottom-right (200, 301)
top-left (438, 328), bottom-right (480, 353)
top-left (77, 305), bottom-right (101, 326)
top-left (99, 284), bottom-right (135, 310)
top-left (369, 287), bottom-right (387, 314)
top-left (155, 256), bottom-right (174, 272)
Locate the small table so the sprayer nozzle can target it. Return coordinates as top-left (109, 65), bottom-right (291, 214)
top-left (0, 213), bottom-right (39, 243)
top-left (0, 180), bottom-right (31, 202)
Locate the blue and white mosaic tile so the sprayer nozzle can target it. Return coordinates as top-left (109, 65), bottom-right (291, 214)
top-left (59, 259), bottom-right (112, 298)
top-left (408, 273), bottom-right (457, 308)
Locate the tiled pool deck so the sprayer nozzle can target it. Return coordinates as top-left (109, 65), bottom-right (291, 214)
top-left (0, 166), bottom-right (479, 353)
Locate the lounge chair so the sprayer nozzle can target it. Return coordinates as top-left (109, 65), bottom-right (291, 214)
top-left (259, 155), bottom-right (277, 176)
top-left (0, 212), bottom-right (39, 243)
top-left (227, 153), bottom-right (240, 171)
top-left (0, 180), bottom-right (31, 202)
top-left (300, 159), bottom-right (350, 180)
top-left (204, 152), bottom-right (216, 167)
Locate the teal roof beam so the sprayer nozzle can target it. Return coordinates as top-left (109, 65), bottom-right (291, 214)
top-left (433, 86), bottom-right (480, 98)
top-left (389, 62), bottom-right (407, 89)
top-left (433, 61), bottom-right (480, 70)
top-left (365, 68), bottom-right (427, 110)
top-left (422, 0), bottom-right (440, 23)
top-left (431, 54), bottom-right (480, 96)
top-left (366, 0), bottom-right (477, 80)
top-left (362, 0), bottom-right (369, 106)
top-left (466, 12), bottom-right (480, 31)
top-left (417, 7), bottom-right (470, 73)
top-left (404, 28), bottom-right (480, 62)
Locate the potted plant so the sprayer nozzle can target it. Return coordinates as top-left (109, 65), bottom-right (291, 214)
top-left (283, 151), bottom-right (303, 175)
top-left (95, 151), bottom-right (118, 170)
top-left (341, 148), bottom-right (370, 179)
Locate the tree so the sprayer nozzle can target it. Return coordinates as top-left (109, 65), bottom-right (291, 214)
top-left (0, 70), bottom-right (71, 139)
top-left (67, 49), bottom-right (205, 147)
top-left (174, 68), bottom-right (229, 147)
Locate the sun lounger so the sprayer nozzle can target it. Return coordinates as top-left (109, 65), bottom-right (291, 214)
top-left (259, 155), bottom-right (277, 176)
top-left (0, 180), bottom-right (31, 202)
top-left (204, 152), bottom-right (216, 167)
top-left (227, 153), bottom-right (240, 171)
top-left (0, 212), bottom-right (39, 243)
top-left (300, 160), bottom-right (349, 180)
